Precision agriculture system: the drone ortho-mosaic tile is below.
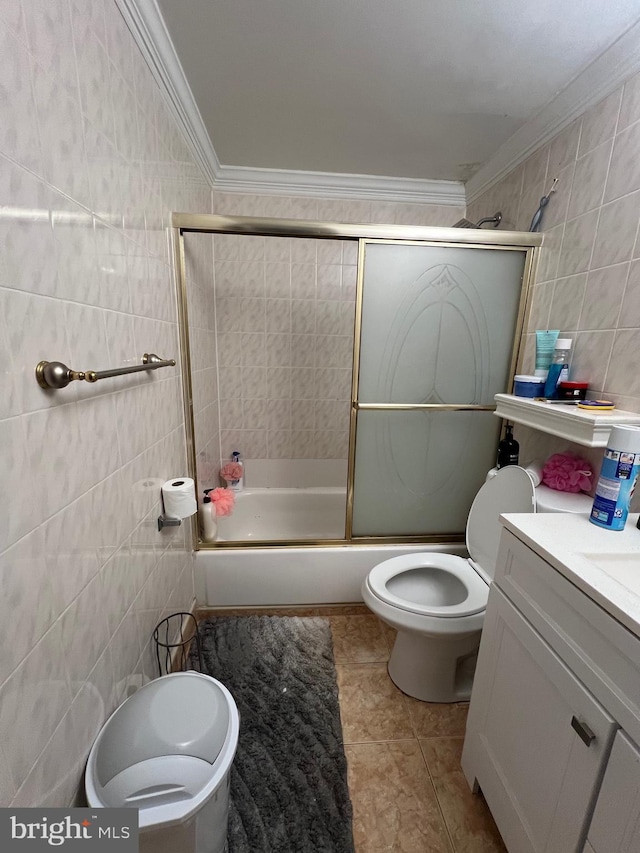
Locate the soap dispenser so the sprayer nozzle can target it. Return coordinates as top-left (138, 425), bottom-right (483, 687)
top-left (199, 490), bottom-right (218, 542)
top-left (497, 423), bottom-right (519, 469)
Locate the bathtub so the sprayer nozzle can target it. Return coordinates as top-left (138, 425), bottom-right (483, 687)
top-left (215, 487), bottom-right (346, 541)
top-left (196, 486), bottom-right (466, 606)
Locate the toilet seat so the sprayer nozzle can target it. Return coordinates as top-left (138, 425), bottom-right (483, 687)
top-left (367, 467), bottom-right (536, 619)
top-left (367, 553), bottom-right (488, 618)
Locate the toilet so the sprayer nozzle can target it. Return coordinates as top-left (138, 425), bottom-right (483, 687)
top-left (362, 466), bottom-right (591, 703)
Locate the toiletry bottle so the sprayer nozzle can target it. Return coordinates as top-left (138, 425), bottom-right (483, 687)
top-left (199, 491), bottom-right (218, 542)
top-left (229, 451), bottom-right (244, 492)
top-left (497, 424), bottom-right (519, 469)
top-left (534, 330), bottom-right (560, 378)
top-left (542, 338), bottom-right (572, 399)
top-left (590, 425), bottom-right (640, 531)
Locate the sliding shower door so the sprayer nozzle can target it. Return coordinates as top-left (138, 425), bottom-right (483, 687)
top-left (350, 240), bottom-right (527, 538)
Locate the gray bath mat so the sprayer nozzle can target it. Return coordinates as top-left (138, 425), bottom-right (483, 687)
top-left (194, 615), bottom-right (355, 853)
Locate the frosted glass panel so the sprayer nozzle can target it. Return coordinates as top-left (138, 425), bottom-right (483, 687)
top-left (358, 243), bottom-right (525, 405)
top-left (351, 410), bottom-right (501, 536)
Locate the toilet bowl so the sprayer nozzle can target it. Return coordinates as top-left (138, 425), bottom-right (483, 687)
top-left (362, 466), bottom-right (591, 703)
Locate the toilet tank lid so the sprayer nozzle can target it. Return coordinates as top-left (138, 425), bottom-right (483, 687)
top-left (535, 483), bottom-right (591, 513)
top-left (466, 466), bottom-right (535, 581)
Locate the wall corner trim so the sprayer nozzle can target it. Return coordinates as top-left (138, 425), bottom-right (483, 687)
top-left (213, 165), bottom-right (466, 205)
top-left (117, 0), bottom-right (640, 208)
top-left (465, 17), bottom-right (640, 203)
top-left (115, 0), bottom-right (220, 186)
top-left (115, 0), bottom-right (466, 206)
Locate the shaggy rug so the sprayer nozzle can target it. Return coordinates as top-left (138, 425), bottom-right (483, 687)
top-left (194, 615), bottom-right (354, 853)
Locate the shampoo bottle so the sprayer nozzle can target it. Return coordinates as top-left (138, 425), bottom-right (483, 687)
top-left (229, 451), bottom-right (244, 492)
top-left (497, 424), bottom-right (519, 469)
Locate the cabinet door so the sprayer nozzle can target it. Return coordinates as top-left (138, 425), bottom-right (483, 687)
top-left (461, 587), bottom-right (617, 853)
top-left (587, 730), bottom-right (640, 853)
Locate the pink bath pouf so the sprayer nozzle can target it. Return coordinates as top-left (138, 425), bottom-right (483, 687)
top-left (209, 487), bottom-right (235, 516)
top-left (542, 452), bottom-right (592, 493)
top-left (220, 462), bottom-right (243, 483)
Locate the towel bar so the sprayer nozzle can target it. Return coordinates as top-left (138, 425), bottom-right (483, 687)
top-left (35, 353), bottom-right (176, 389)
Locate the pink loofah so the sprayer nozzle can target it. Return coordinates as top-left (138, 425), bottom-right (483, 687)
top-left (542, 452), bottom-right (593, 493)
top-left (220, 462), bottom-right (243, 483)
top-left (208, 487), bottom-right (235, 516)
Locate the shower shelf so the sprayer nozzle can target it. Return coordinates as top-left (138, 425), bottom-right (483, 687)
top-left (494, 393), bottom-right (640, 447)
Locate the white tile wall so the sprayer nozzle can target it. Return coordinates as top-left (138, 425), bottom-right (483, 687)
top-left (0, 0), bottom-right (211, 806)
top-left (467, 69), bottom-right (640, 483)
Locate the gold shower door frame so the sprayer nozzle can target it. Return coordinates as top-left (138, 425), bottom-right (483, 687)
top-left (171, 214), bottom-right (541, 551)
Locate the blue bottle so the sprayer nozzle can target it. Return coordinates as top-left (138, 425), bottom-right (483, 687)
top-left (590, 426), bottom-right (640, 530)
top-left (543, 338), bottom-right (572, 398)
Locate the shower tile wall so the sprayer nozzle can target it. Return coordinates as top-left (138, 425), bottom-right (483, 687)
top-left (466, 68), bottom-right (640, 477)
top-left (0, 0), bottom-right (211, 808)
top-left (215, 235), bottom-right (357, 463)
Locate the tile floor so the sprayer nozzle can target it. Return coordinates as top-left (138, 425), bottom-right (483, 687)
top-left (199, 606), bottom-right (505, 852)
top-left (330, 610), bottom-right (505, 853)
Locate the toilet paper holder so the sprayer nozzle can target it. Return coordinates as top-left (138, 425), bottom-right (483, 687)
top-left (157, 514), bottom-right (182, 531)
top-left (158, 477), bottom-right (197, 532)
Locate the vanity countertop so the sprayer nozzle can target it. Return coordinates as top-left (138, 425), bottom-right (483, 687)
top-left (500, 511), bottom-right (640, 638)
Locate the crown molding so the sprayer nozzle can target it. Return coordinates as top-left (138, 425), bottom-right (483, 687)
top-left (466, 17), bottom-right (640, 204)
top-left (116, 0), bottom-right (465, 205)
top-left (213, 164), bottom-right (466, 205)
top-left (117, 0), bottom-right (640, 209)
top-left (115, 0), bottom-right (220, 185)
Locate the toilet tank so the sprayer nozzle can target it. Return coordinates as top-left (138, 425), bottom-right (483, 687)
top-left (535, 483), bottom-right (591, 513)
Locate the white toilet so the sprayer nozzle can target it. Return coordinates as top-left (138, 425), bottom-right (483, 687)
top-left (362, 466), bottom-right (591, 703)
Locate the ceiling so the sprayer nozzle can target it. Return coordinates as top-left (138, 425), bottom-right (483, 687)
top-left (155, 0), bottom-right (640, 185)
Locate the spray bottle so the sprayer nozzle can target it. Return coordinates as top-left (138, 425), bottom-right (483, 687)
top-left (590, 425), bottom-right (640, 531)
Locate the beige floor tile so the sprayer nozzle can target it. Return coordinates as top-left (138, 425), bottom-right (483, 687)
top-left (421, 738), bottom-right (506, 853)
top-left (346, 741), bottom-right (454, 853)
top-left (405, 698), bottom-right (469, 738)
top-left (330, 615), bottom-right (389, 663)
top-left (336, 663), bottom-right (414, 743)
top-left (379, 619), bottom-right (397, 653)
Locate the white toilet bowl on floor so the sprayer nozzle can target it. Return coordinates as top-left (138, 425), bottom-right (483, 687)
top-left (362, 466), bottom-right (591, 703)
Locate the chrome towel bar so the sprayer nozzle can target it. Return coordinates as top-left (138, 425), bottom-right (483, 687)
top-left (35, 353), bottom-right (176, 390)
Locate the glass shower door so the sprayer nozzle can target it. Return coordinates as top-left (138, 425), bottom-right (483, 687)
top-left (350, 240), bottom-right (527, 537)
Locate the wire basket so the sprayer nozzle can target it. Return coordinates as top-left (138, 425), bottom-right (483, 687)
top-left (153, 612), bottom-right (203, 677)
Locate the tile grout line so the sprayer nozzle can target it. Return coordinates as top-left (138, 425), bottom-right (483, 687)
top-left (417, 737), bottom-right (458, 853)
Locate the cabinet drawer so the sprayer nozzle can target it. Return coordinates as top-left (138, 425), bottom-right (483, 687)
top-left (495, 529), bottom-right (640, 746)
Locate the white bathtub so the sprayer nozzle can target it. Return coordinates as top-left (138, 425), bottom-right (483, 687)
top-left (197, 485), bottom-right (466, 605)
top-left (215, 487), bottom-right (346, 541)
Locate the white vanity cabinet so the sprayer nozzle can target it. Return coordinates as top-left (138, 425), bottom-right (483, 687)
top-left (461, 516), bottom-right (640, 853)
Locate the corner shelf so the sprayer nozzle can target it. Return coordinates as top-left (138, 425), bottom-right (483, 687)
top-left (494, 394), bottom-right (640, 447)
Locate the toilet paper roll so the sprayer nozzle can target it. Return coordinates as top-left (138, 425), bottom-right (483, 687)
top-left (524, 460), bottom-right (544, 487)
top-left (161, 477), bottom-right (197, 519)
